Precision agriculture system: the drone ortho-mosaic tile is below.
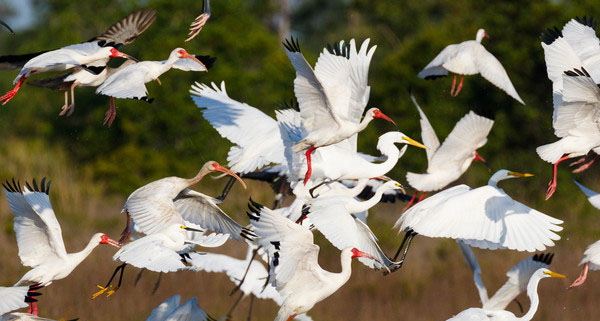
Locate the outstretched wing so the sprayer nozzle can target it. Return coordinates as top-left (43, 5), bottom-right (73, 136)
top-left (457, 240), bottom-right (489, 305)
top-left (93, 8), bottom-right (157, 48)
top-left (96, 63), bottom-right (149, 99)
top-left (190, 81), bottom-right (285, 173)
top-left (0, 286), bottom-right (29, 316)
top-left (474, 47), bottom-right (525, 104)
top-left (113, 235), bottom-right (186, 272)
top-left (417, 44), bottom-right (458, 79)
top-left (410, 93), bottom-right (440, 161)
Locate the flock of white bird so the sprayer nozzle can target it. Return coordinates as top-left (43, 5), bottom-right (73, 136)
top-left (1, 3), bottom-right (600, 321)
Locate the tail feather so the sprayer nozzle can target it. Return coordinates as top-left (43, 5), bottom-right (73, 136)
top-left (536, 141), bottom-right (566, 163)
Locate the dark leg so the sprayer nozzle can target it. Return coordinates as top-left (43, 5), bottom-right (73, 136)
top-left (246, 294), bottom-right (255, 321)
top-left (303, 146), bottom-right (317, 185)
top-left (151, 272), bottom-right (163, 295)
top-left (217, 176), bottom-right (237, 201)
top-left (546, 155), bottom-right (570, 200)
top-left (230, 248), bottom-right (259, 296)
top-left (513, 298), bottom-right (524, 313)
top-left (227, 291), bottom-right (245, 316)
top-left (92, 263), bottom-right (126, 299)
top-left (388, 229), bottom-right (417, 273)
top-left (134, 268), bottom-right (144, 286)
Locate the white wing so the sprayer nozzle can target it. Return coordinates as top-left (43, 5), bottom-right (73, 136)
top-left (307, 198), bottom-right (391, 269)
top-left (345, 39), bottom-right (376, 123)
top-left (0, 286), bottom-right (28, 316)
top-left (278, 108), bottom-right (307, 182)
top-left (581, 240), bottom-right (600, 270)
top-left (474, 46), bottom-right (524, 104)
top-left (172, 57), bottom-right (208, 72)
top-left (113, 234), bottom-right (186, 272)
top-left (574, 180), bottom-right (600, 210)
top-left (284, 38), bottom-right (341, 131)
top-left (124, 190), bottom-right (184, 236)
top-left (484, 253), bottom-right (553, 310)
top-left (396, 185), bottom-right (563, 252)
top-left (96, 63), bottom-right (149, 99)
top-left (146, 295), bottom-right (181, 321)
top-left (164, 297), bottom-right (209, 321)
top-left (457, 240), bottom-right (489, 305)
top-left (562, 18), bottom-right (600, 81)
top-left (190, 81), bottom-right (285, 173)
top-left (418, 44), bottom-right (458, 79)
top-left (411, 93), bottom-right (440, 161)
top-left (312, 42), bottom-right (352, 123)
top-left (2, 179), bottom-right (67, 267)
top-left (174, 189), bottom-right (243, 241)
top-left (553, 73), bottom-right (600, 138)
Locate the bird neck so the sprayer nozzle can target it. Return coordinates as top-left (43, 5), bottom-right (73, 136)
top-left (69, 236), bottom-right (101, 266)
top-left (337, 250), bottom-right (354, 283)
top-left (487, 171), bottom-right (510, 188)
top-left (518, 275), bottom-right (543, 321)
top-left (347, 179), bottom-right (370, 197)
top-left (346, 185), bottom-right (386, 213)
top-left (357, 114), bottom-right (374, 132)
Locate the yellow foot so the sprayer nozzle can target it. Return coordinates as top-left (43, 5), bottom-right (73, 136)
top-left (91, 285), bottom-right (111, 299)
top-left (106, 286), bottom-right (120, 298)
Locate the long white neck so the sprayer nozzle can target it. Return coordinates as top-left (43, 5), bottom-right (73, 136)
top-left (356, 114), bottom-right (374, 133)
top-left (346, 185), bottom-right (388, 213)
top-left (335, 250), bottom-right (354, 285)
top-left (345, 179), bottom-right (370, 198)
top-left (68, 236), bottom-right (101, 267)
top-left (518, 275), bottom-right (543, 321)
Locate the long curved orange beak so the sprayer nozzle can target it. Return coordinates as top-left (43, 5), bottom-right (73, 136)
top-left (181, 52), bottom-right (207, 70)
top-left (351, 248), bottom-right (376, 260)
top-left (110, 49), bottom-right (139, 62)
top-left (214, 164), bottom-right (247, 189)
top-left (373, 110), bottom-right (396, 126)
top-left (104, 237), bottom-right (122, 248)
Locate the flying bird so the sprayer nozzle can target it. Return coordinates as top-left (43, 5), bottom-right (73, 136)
top-left (0, 286), bottom-right (30, 316)
top-left (419, 29), bottom-right (524, 104)
top-left (2, 178), bottom-right (120, 315)
top-left (145, 295), bottom-right (212, 321)
top-left (185, 0), bottom-right (211, 42)
top-left (97, 48), bottom-right (216, 126)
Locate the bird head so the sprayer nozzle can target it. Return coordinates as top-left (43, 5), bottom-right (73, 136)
top-left (200, 161), bottom-right (247, 189)
top-left (350, 248), bottom-right (375, 260)
top-left (476, 29), bottom-right (489, 42)
top-left (174, 48), bottom-right (206, 69)
top-left (99, 234), bottom-right (121, 248)
top-left (108, 47), bottom-right (139, 62)
top-left (540, 268), bottom-right (566, 279)
top-left (367, 108), bottom-right (396, 126)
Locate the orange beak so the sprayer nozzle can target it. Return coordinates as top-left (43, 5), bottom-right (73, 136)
top-left (351, 248), bottom-right (376, 260)
top-left (105, 237), bottom-right (122, 248)
top-left (181, 52), bottom-right (207, 70)
top-left (373, 110), bottom-right (396, 126)
top-left (214, 164), bottom-right (247, 189)
top-left (110, 49), bottom-right (139, 62)
top-left (484, 32), bottom-right (490, 39)
top-left (473, 151), bottom-right (486, 163)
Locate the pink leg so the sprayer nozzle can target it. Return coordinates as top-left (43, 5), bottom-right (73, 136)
top-left (402, 191), bottom-right (419, 212)
top-left (303, 146), bottom-right (317, 185)
top-left (103, 97), bottom-right (117, 127)
top-left (27, 303), bottom-right (32, 314)
top-left (454, 75), bottom-right (465, 96)
top-left (416, 192), bottom-right (426, 203)
top-left (32, 302), bottom-right (38, 316)
top-left (546, 155), bottom-right (570, 200)
top-left (450, 74), bottom-right (457, 96)
top-left (569, 262), bottom-right (590, 289)
top-left (286, 314), bottom-right (298, 321)
top-left (1, 74), bottom-right (27, 105)
top-left (572, 155), bottom-right (599, 173)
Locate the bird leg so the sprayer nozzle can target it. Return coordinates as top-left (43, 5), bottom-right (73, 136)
top-left (151, 272), bottom-right (163, 295)
top-left (303, 146), bottom-right (317, 185)
top-left (545, 155), bottom-right (570, 200)
top-left (26, 284), bottom-right (43, 316)
top-left (568, 262), bottom-right (590, 289)
top-left (91, 263), bottom-right (126, 299)
top-left (230, 247), bottom-right (259, 296)
top-left (401, 191), bottom-right (419, 212)
top-left (286, 313), bottom-right (298, 321)
top-left (103, 96), bottom-right (117, 127)
top-left (1, 74), bottom-right (27, 105)
top-left (513, 298), bottom-right (524, 313)
top-left (246, 294), bottom-right (255, 321)
top-left (156, 77), bottom-right (162, 86)
top-left (59, 90), bottom-right (69, 116)
top-left (389, 228), bottom-right (417, 272)
top-left (571, 154), bottom-right (599, 173)
top-left (450, 74), bottom-right (457, 96)
top-left (59, 82), bottom-right (78, 117)
top-left (217, 176), bottom-right (237, 201)
top-left (453, 75), bottom-right (465, 96)
top-left (416, 191), bottom-right (426, 203)
top-left (134, 268), bottom-right (144, 287)
top-left (226, 291), bottom-right (245, 317)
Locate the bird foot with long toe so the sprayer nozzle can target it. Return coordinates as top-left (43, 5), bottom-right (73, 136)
top-left (103, 104), bottom-right (117, 127)
top-left (568, 263), bottom-right (589, 289)
top-left (571, 156), bottom-right (599, 173)
top-left (0, 88), bottom-right (19, 105)
top-left (91, 285), bottom-right (112, 299)
top-left (59, 103), bottom-right (75, 117)
top-left (545, 179), bottom-right (557, 200)
top-left (105, 286), bottom-right (120, 298)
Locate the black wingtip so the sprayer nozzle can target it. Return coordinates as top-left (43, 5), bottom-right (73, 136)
top-left (283, 36), bottom-right (301, 53)
top-left (326, 40), bottom-right (351, 59)
top-left (564, 67), bottom-right (590, 77)
top-left (277, 98), bottom-right (299, 111)
top-left (576, 16), bottom-right (597, 29)
top-left (196, 55), bottom-right (217, 70)
top-left (540, 26), bottom-right (562, 45)
top-left (533, 252), bottom-right (554, 265)
top-left (423, 74), bottom-right (447, 80)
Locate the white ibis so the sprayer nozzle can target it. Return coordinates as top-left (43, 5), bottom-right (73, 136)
top-left (536, 68), bottom-right (600, 199)
top-left (392, 170), bottom-right (563, 271)
top-left (304, 180), bottom-right (405, 270)
top-left (568, 180), bottom-right (600, 288)
top-left (458, 240), bottom-right (554, 309)
top-left (0, 286), bottom-right (29, 316)
top-left (91, 161), bottom-right (246, 298)
top-left (244, 199), bottom-right (378, 321)
top-left (446, 268), bottom-right (566, 321)
top-left (0, 40), bottom-right (137, 106)
top-left (404, 94), bottom-right (493, 208)
top-left (283, 37), bottom-right (396, 184)
top-left (419, 29), bottom-right (525, 104)
top-left (185, 0), bottom-right (211, 42)
top-left (146, 295), bottom-right (212, 321)
top-left (1, 178), bottom-right (120, 315)
top-left (27, 8), bottom-right (156, 117)
top-left (96, 47), bottom-right (215, 126)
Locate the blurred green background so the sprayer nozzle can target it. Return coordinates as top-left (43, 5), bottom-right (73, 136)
top-left (1, 0), bottom-right (600, 320)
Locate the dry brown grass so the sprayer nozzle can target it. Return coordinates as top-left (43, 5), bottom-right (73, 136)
top-left (1, 139), bottom-right (600, 321)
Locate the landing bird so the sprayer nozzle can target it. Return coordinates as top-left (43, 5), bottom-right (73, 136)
top-left (188, 246), bottom-right (313, 321)
top-left (404, 94), bottom-right (493, 209)
top-left (569, 180), bottom-right (600, 288)
top-left (536, 68), bottom-right (600, 199)
top-left (392, 170), bottom-right (563, 271)
top-left (244, 199), bottom-right (378, 321)
top-left (185, 0), bottom-right (211, 42)
top-left (458, 240), bottom-right (554, 310)
top-left (446, 268), bottom-right (566, 321)
top-left (97, 48), bottom-right (216, 127)
top-left (146, 295), bottom-right (212, 321)
top-left (0, 38), bottom-right (138, 106)
top-left (92, 161), bottom-right (246, 298)
top-left (2, 178), bottom-right (120, 315)
top-left (304, 180), bottom-right (405, 270)
top-left (419, 29), bottom-right (524, 104)
top-left (283, 37), bottom-right (396, 184)
top-left (27, 8), bottom-right (156, 117)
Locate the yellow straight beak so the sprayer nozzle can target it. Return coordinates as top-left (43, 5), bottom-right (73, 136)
top-left (402, 136), bottom-right (428, 149)
top-left (544, 270), bottom-right (567, 278)
top-left (508, 171), bottom-right (534, 178)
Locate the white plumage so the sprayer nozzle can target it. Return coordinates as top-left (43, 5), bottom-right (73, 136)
top-left (145, 295), bottom-right (211, 321)
top-left (569, 181), bottom-right (600, 288)
top-left (0, 286), bottom-right (29, 316)
top-left (419, 29), bottom-right (524, 104)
